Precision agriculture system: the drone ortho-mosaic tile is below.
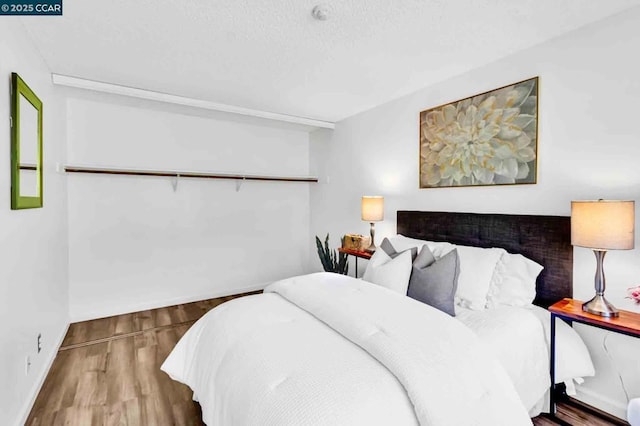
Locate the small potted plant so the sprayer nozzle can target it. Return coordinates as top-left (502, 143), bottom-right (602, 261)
top-left (315, 234), bottom-right (349, 275)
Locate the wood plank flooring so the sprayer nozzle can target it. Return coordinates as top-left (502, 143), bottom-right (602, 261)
top-left (27, 292), bottom-right (622, 425)
top-left (534, 403), bottom-right (626, 426)
top-left (26, 294), bottom-right (254, 425)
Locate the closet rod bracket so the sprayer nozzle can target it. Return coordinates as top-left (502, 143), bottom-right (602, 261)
top-left (171, 174), bottom-right (180, 192)
top-left (235, 176), bottom-right (246, 192)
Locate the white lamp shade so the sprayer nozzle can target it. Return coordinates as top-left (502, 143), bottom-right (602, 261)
top-left (571, 200), bottom-right (635, 250)
top-left (361, 196), bottom-right (384, 222)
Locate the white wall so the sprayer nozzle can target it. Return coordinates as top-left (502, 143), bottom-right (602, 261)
top-left (310, 8), bottom-right (640, 419)
top-left (66, 95), bottom-right (312, 320)
top-left (0, 22), bottom-right (69, 426)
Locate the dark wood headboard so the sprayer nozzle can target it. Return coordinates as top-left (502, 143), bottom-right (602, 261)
top-left (397, 211), bottom-right (572, 308)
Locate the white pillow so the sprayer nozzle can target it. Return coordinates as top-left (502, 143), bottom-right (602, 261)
top-left (388, 235), bottom-right (455, 259)
top-left (362, 249), bottom-right (412, 294)
top-left (487, 253), bottom-right (544, 308)
top-left (453, 245), bottom-right (506, 310)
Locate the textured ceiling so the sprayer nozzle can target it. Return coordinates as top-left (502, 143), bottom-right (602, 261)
top-left (22, 0), bottom-right (640, 122)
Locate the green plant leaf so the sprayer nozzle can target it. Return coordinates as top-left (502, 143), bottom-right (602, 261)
top-left (315, 235), bottom-right (333, 272)
top-left (315, 233), bottom-right (348, 274)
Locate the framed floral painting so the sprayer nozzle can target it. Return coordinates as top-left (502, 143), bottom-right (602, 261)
top-left (419, 77), bottom-right (538, 188)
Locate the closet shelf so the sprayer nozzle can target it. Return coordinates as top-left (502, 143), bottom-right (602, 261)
top-left (64, 165), bottom-right (318, 183)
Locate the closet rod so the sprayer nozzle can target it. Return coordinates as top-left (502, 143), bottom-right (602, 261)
top-left (64, 165), bottom-right (318, 183)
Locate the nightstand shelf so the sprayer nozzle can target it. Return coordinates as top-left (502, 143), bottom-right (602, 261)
top-left (548, 298), bottom-right (640, 419)
top-left (337, 248), bottom-right (372, 278)
top-left (549, 298), bottom-right (640, 338)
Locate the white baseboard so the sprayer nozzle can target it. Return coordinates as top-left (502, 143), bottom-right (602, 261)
top-left (16, 321), bottom-right (70, 426)
top-left (574, 387), bottom-right (628, 420)
top-left (69, 282), bottom-right (269, 323)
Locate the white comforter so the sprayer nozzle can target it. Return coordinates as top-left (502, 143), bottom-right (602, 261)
top-left (162, 273), bottom-right (531, 425)
top-left (456, 306), bottom-right (550, 415)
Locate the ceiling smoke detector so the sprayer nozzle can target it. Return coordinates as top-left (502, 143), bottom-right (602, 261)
top-left (311, 5), bottom-right (329, 21)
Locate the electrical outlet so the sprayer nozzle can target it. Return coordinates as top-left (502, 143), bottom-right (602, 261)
top-left (25, 355), bottom-right (31, 375)
top-left (37, 333), bottom-right (42, 354)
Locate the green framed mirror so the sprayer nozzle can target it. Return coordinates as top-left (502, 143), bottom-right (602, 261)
top-left (11, 72), bottom-right (43, 209)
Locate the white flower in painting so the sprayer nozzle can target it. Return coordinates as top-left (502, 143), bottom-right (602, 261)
top-left (420, 79), bottom-right (537, 187)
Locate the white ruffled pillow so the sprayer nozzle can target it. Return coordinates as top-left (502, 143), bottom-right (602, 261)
top-left (487, 253), bottom-right (544, 308)
top-left (362, 249), bottom-right (412, 294)
top-left (453, 245), bottom-right (505, 310)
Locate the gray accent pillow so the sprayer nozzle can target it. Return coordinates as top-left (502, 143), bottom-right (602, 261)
top-left (412, 243), bottom-right (436, 269)
top-left (407, 247), bottom-right (460, 316)
top-left (380, 237), bottom-right (418, 262)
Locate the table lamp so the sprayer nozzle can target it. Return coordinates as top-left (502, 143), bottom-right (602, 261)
top-left (571, 200), bottom-right (635, 317)
top-left (361, 196), bottom-right (384, 252)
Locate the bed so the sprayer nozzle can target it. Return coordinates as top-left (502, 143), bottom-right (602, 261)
top-left (161, 211), bottom-right (593, 425)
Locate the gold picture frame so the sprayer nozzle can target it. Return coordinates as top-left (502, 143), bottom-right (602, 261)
top-left (419, 77), bottom-right (538, 188)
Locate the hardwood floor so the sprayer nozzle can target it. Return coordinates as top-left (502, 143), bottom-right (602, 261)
top-left (533, 403), bottom-right (626, 426)
top-left (27, 292), bottom-right (623, 425)
top-left (26, 294), bottom-right (253, 425)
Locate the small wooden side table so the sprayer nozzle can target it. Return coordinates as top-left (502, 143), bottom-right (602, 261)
top-left (337, 248), bottom-right (372, 278)
top-left (548, 298), bottom-right (640, 416)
